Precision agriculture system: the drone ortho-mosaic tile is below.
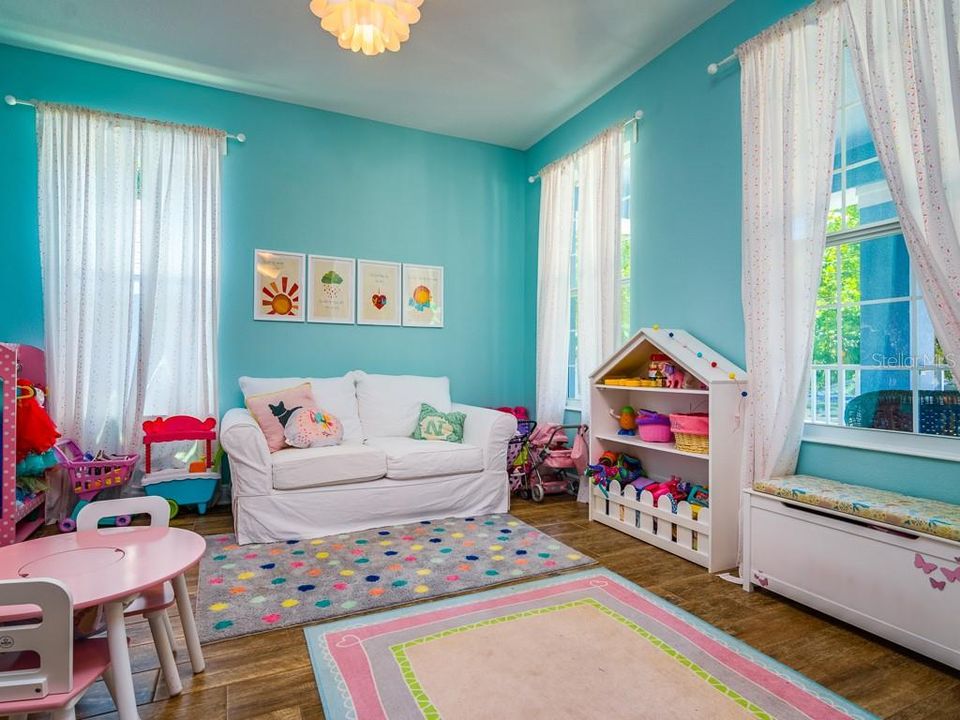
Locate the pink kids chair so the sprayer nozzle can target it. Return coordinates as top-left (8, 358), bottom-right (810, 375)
top-left (0, 578), bottom-right (115, 720)
top-left (76, 495), bottom-right (186, 696)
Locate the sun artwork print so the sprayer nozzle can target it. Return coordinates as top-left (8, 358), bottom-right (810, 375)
top-left (261, 275), bottom-right (301, 316)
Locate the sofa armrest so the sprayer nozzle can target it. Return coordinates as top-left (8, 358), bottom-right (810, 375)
top-left (453, 404), bottom-right (517, 470)
top-left (221, 408), bottom-right (273, 497)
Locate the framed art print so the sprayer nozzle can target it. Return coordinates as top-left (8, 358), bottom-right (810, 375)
top-left (402, 263), bottom-right (444, 328)
top-left (308, 255), bottom-right (356, 324)
top-left (254, 249), bottom-right (305, 322)
top-left (357, 259), bottom-right (401, 326)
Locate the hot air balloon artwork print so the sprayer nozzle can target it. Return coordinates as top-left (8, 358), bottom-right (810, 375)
top-left (402, 263), bottom-right (444, 328)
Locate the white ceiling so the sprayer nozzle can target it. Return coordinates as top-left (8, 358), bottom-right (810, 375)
top-left (0, 0), bottom-right (732, 149)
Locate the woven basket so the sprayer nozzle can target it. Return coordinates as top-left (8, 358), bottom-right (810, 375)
top-left (669, 413), bottom-right (709, 454)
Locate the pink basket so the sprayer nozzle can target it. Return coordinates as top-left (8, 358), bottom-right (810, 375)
top-left (638, 424), bottom-right (674, 443)
top-left (636, 410), bottom-right (673, 443)
top-left (669, 413), bottom-right (709, 436)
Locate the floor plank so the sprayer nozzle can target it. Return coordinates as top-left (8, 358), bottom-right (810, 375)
top-left (75, 496), bottom-right (959, 719)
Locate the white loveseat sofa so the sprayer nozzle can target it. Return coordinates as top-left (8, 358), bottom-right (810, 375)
top-left (221, 371), bottom-right (517, 544)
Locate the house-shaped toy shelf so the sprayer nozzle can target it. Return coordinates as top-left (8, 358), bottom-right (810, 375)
top-left (588, 328), bottom-right (746, 572)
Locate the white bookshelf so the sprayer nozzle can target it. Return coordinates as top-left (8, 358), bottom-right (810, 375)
top-left (588, 327), bottom-right (746, 572)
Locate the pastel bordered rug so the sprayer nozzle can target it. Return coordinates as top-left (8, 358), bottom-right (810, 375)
top-left (304, 569), bottom-right (877, 720)
top-left (196, 514), bottom-right (593, 642)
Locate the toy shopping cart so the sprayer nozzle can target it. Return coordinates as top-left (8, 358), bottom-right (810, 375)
top-left (54, 439), bottom-right (139, 532)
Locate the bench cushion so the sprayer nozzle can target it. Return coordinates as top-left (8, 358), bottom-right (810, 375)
top-left (755, 475), bottom-right (960, 543)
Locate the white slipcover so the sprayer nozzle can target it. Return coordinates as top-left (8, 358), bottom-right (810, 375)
top-left (221, 375), bottom-right (517, 544)
top-left (355, 372), bottom-right (451, 438)
top-left (365, 436), bottom-right (483, 480)
top-left (271, 443), bottom-right (386, 491)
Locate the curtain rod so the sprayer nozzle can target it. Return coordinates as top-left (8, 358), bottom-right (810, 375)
top-left (706, 53), bottom-right (738, 75)
top-left (528, 109), bottom-right (643, 184)
top-left (4, 94), bottom-right (246, 143)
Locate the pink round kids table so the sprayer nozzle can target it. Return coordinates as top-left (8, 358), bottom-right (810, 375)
top-left (0, 526), bottom-right (207, 720)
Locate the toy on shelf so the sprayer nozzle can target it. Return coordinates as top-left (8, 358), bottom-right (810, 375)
top-left (55, 439), bottom-right (138, 532)
top-left (635, 409), bottom-right (673, 443)
top-left (141, 415), bottom-right (221, 517)
top-left (664, 364), bottom-right (686, 389)
top-left (585, 451), bottom-right (645, 497)
top-left (610, 405), bottom-right (637, 435)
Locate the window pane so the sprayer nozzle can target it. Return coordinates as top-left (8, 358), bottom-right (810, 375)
top-left (847, 370), bottom-right (913, 432)
top-left (844, 103), bottom-right (877, 165)
top-left (841, 306), bottom-right (861, 364)
top-left (860, 233), bottom-right (910, 301)
top-left (859, 301), bottom-right (911, 366)
top-left (846, 161), bottom-right (896, 226)
top-left (839, 242), bottom-right (861, 303)
top-left (818, 246), bottom-right (838, 305)
top-left (814, 308), bottom-right (838, 364)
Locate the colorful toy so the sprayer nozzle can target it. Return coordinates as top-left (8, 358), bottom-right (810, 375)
top-left (55, 439), bottom-right (139, 532)
top-left (687, 484), bottom-right (709, 508)
top-left (610, 405), bottom-right (638, 435)
top-left (586, 452), bottom-right (645, 496)
top-left (647, 354), bottom-right (671, 386)
top-left (141, 415), bottom-right (221, 517)
top-left (664, 364), bottom-right (687, 389)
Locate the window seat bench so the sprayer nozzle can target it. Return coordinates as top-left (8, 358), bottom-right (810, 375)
top-left (743, 475), bottom-right (960, 670)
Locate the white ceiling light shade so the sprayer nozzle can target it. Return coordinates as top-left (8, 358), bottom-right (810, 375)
top-left (308, 0), bottom-right (423, 56)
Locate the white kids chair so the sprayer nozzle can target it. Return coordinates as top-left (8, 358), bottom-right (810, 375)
top-left (0, 578), bottom-right (115, 720)
top-left (76, 495), bottom-right (185, 696)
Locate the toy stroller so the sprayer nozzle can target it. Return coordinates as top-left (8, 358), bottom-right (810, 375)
top-left (515, 423), bottom-right (588, 502)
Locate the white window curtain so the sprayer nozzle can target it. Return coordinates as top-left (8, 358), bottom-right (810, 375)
top-left (739, 0), bottom-right (845, 494)
top-left (535, 126), bottom-right (622, 427)
top-left (38, 104), bottom-right (223, 454)
top-left (535, 156), bottom-right (575, 427)
top-left (843, 0), bottom-right (960, 380)
top-left (575, 126), bottom-right (623, 424)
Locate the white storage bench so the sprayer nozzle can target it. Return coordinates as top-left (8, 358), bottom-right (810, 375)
top-left (742, 475), bottom-right (960, 670)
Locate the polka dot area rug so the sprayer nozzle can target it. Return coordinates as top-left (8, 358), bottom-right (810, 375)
top-left (195, 514), bottom-right (594, 643)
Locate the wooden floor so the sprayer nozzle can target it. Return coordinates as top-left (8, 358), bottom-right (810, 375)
top-left (71, 496), bottom-right (960, 720)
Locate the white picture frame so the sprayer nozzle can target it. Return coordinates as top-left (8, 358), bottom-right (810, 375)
top-left (356, 259), bottom-right (401, 326)
top-left (253, 249), bottom-right (305, 322)
top-left (402, 263), bottom-right (444, 328)
top-left (307, 255), bottom-right (356, 324)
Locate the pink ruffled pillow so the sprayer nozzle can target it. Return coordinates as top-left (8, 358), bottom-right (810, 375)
top-left (245, 382), bottom-right (317, 452)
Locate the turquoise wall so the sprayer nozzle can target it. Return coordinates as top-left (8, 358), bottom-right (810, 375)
top-left (0, 44), bottom-right (528, 411)
top-left (525, 0), bottom-right (960, 503)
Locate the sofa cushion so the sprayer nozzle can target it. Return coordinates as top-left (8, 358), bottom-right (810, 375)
top-left (272, 442), bottom-right (386, 491)
top-left (356, 372), bottom-right (451, 438)
top-left (239, 373), bottom-right (362, 442)
top-left (366, 436), bottom-right (482, 480)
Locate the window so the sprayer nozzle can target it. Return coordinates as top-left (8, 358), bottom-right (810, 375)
top-left (806, 50), bottom-right (959, 446)
top-left (566, 131), bottom-right (632, 406)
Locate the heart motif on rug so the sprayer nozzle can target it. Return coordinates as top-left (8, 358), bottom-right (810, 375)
top-left (335, 634), bottom-right (362, 648)
top-left (371, 293), bottom-right (387, 310)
